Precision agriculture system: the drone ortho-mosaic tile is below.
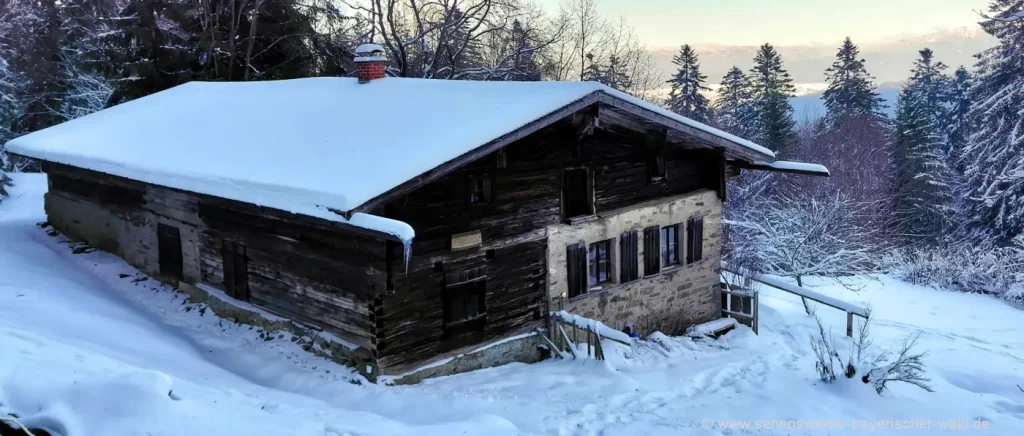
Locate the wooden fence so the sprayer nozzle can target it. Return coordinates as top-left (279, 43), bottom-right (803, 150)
top-left (721, 261), bottom-right (870, 337)
top-left (537, 312), bottom-right (633, 360)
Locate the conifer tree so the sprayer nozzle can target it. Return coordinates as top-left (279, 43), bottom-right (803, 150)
top-left (961, 0), bottom-right (1024, 241)
top-left (822, 37), bottom-right (885, 122)
top-left (748, 43), bottom-right (796, 152)
top-left (892, 87), bottom-right (956, 243)
top-left (713, 66), bottom-right (754, 138)
top-left (664, 44), bottom-right (710, 123)
top-left (946, 66), bottom-right (972, 166)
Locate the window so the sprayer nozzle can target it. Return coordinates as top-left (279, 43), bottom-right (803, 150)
top-left (648, 152), bottom-right (666, 182)
top-left (444, 267), bottom-right (487, 326)
top-left (687, 216), bottom-right (705, 264)
top-left (566, 243), bottom-right (588, 297)
top-left (563, 168), bottom-right (594, 219)
top-left (661, 224), bottom-right (680, 267)
top-left (222, 240), bottom-right (249, 301)
top-left (468, 175), bottom-right (491, 204)
top-left (157, 224), bottom-right (183, 280)
top-left (589, 239), bottom-right (613, 287)
top-left (620, 231), bottom-right (639, 283)
top-left (643, 226), bottom-right (661, 275)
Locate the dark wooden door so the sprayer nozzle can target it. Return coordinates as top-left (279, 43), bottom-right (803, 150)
top-left (157, 224), bottom-right (183, 280)
top-left (222, 240), bottom-right (249, 301)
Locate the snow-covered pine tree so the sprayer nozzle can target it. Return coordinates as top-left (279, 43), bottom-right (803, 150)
top-left (583, 53), bottom-right (632, 91)
top-left (822, 37), bottom-right (885, 123)
top-left (907, 48), bottom-right (951, 128)
top-left (945, 66), bottom-right (972, 167)
top-left (55, 0), bottom-right (115, 120)
top-left (103, 0), bottom-right (196, 104)
top-left (961, 0), bottom-right (1024, 241)
top-left (749, 43), bottom-right (797, 152)
top-left (713, 66), bottom-right (755, 138)
top-left (664, 44), bottom-right (710, 123)
top-left (892, 86), bottom-right (956, 244)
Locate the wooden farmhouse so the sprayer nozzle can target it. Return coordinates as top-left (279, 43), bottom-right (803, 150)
top-left (6, 45), bottom-right (828, 383)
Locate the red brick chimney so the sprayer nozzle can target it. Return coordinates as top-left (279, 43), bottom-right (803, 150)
top-left (355, 43), bottom-right (387, 83)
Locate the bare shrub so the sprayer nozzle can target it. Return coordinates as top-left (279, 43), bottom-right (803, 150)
top-left (809, 313), bottom-right (932, 395)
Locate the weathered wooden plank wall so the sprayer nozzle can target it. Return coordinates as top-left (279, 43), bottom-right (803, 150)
top-left (374, 119), bottom-right (721, 373)
top-left (43, 163), bottom-right (386, 352)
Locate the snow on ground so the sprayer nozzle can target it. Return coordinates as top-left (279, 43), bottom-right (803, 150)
top-left (2, 173), bottom-right (1023, 435)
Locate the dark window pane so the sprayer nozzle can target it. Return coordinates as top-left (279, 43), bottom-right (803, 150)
top-left (564, 168), bottom-right (593, 218)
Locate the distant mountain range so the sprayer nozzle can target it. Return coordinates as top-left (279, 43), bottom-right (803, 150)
top-left (649, 27), bottom-right (997, 121)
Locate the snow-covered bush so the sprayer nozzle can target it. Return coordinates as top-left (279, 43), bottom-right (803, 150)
top-left (888, 236), bottom-right (1024, 305)
top-left (810, 313), bottom-right (933, 395)
top-left (726, 179), bottom-right (887, 285)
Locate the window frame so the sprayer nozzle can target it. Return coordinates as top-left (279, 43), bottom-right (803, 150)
top-left (588, 239), bottom-right (614, 288)
top-left (661, 224), bottom-right (680, 267)
top-left (467, 174), bottom-right (492, 205)
top-left (562, 167), bottom-right (595, 221)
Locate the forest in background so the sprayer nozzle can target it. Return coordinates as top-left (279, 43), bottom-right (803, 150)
top-left (1, 0), bottom-right (1022, 304)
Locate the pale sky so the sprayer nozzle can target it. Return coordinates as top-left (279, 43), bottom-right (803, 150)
top-left (534, 0), bottom-right (991, 47)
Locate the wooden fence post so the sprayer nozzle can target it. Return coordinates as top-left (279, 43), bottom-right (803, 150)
top-left (846, 312), bottom-right (853, 337)
top-left (753, 289), bottom-right (759, 335)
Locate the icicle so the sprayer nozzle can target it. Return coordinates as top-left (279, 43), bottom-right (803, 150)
top-left (403, 241), bottom-right (412, 273)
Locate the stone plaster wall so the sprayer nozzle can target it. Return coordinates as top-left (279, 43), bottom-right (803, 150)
top-left (546, 189), bottom-right (723, 335)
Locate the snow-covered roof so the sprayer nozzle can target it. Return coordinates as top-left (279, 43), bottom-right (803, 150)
top-left (748, 160), bottom-right (830, 177)
top-left (6, 77), bottom-right (776, 240)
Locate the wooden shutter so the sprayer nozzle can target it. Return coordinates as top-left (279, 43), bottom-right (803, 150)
top-left (694, 217), bottom-right (704, 262)
top-left (620, 231), bottom-right (639, 283)
top-left (157, 224), bottom-right (183, 280)
top-left (566, 243), bottom-right (587, 297)
top-left (643, 226), bottom-right (660, 275)
top-left (687, 217), bottom-right (704, 264)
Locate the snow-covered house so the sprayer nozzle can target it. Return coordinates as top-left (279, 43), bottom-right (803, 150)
top-left (5, 46), bottom-right (827, 383)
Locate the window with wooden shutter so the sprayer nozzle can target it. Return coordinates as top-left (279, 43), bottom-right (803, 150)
top-left (563, 168), bottom-right (594, 220)
top-left (222, 240), bottom-right (249, 301)
top-left (687, 216), bottom-right (704, 264)
top-left (566, 243), bottom-right (588, 297)
top-left (643, 226), bottom-right (661, 275)
top-left (620, 231), bottom-right (639, 283)
top-left (157, 224), bottom-right (183, 280)
top-left (661, 224), bottom-right (680, 267)
top-left (588, 239), bottom-right (613, 287)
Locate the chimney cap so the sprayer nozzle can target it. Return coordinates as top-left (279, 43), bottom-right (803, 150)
top-left (355, 43), bottom-right (387, 63)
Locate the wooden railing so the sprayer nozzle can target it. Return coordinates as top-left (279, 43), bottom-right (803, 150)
top-left (721, 261), bottom-right (870, 337)
top-left (720, 280), bottom-right (758, 334)
top-left (536, 311), bottom-right (633, 360)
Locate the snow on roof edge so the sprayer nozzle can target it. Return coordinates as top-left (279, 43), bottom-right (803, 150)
top-left (751, 160), bottom-right (830, 176)
top-left (593, 88), bottom-right (776, 160)
top-left (8, 146), bottom-right (416, 243)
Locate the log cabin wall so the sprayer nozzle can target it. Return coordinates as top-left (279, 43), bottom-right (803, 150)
top-left (376, 118), bottom-right (723, 375)
top-left (40, 163), bottom-right (386, 356)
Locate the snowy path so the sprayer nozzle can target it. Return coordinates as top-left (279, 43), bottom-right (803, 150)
top-left (2, 173), bottom-right (1024, 435)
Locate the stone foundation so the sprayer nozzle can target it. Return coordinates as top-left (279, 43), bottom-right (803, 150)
top-left (383, 332), bottom-right (546, 385)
